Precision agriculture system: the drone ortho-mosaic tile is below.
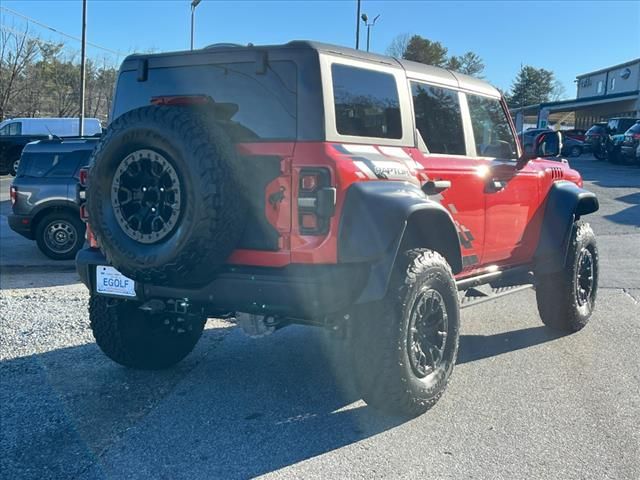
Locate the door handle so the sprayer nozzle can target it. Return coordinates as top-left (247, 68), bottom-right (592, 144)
top-left (422, 180), bottom-right (451, 195)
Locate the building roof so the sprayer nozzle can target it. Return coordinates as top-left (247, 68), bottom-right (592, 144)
top-left (576, 58), bottom-right (640, 79)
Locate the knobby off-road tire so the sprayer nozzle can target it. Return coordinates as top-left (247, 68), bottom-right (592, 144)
top-left (536, 221), bottom-right (598, 332)
top-left (86, 105), bottom-right (246, 287)
top-left (351, 249), bottom-right (460, 417)
top-left (89, 294), bottom-right (206, 369)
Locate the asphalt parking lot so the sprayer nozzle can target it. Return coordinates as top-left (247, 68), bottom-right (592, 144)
top-left (1, 156), bottom-right (638, 480)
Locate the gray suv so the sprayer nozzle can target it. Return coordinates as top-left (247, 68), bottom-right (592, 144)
top-left (9, 137), bottom-right (98, 259)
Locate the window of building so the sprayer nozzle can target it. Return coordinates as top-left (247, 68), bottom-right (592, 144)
top-left (597, 80), bottom-right (604, 94)
top-left (467, 94), bottom-right (518, 160)
top-left (332, 64), bottom-right (402, 139)
top-left (610, 77), bottom-right (616, 91)
top-left (410, 82), bottom-right (466, 155)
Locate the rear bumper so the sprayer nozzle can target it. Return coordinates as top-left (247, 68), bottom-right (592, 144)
top-left (7, 214), bottom-right (34, 239)
top-left (76, 248), bottom-right (370, 318)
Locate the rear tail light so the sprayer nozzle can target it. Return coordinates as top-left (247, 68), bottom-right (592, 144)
top-left (297, 168), bottom-right (336, 235)
top-left (9, 186), bottom-right (16, 206)
top-left (633, 133), bottom-right (640, 140)
top-left (79, 203), bottom-right (89, 221)
top-left (85, 224), bottom-right (98, 248)
top-left (79, 167), bottom-right (89, 187)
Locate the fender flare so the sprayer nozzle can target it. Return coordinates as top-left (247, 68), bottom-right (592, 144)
top-left (338, 181), bottom-right (462, 303)
top-left (30, 200), bottom-right (80, 234)
top-left (534, 181), bottom-right (599, 275)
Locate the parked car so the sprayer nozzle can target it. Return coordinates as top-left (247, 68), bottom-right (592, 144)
top-left (606, 117), bottom-right (640, 163)
top-left (519, 129), bottom-right (582, 157)
top-left (562, 129), bottom-right (586, 142)
top-left (0, 117), bottom-right (101, 176)
top-left (75, 41), bottom-right (599, 417)
top-left (621, 121), bottom-right (640, 165)
top-left (584, 123), bottom-right (608, 159)
top-left (560, 134), bottom-right (585, 157)
top-left (8, 137), bottom-right (98, 259)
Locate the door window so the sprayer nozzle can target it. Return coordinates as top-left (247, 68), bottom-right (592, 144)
top-left (332, 64), bottom-right (402, 139)
top-left (410, 82), bottom-right (466, 155)
top-left (467, 94), bottom-right (518, 160)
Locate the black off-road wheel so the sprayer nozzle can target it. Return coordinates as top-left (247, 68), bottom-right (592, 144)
top-left (89, 294), bottom-right (206, 369)
top-left (351, 249), bottom-right (460, 417)
top-left (535, 221), bottom-right (598, 332)
top-left (86, 105), bottom-right (246, 287)
top-left (35, 211), bottom-right (86, 260)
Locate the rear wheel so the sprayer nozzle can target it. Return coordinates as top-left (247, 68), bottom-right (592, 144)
top-left (351, 249), bottom-right (460, 417)
top-left (10, 158), bottom-right (19, 176)
top-left (35, 211), bottom-right (85, 260)
top-left (89, 294), bottom-right (206, 369)
top-left (535, 221), bottom-right (598, 332)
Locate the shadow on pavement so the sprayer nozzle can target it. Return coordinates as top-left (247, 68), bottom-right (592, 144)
top-left (0, 326), bottom-right (405, 480)
top-left (603, 192), bottom-right (640, 227)
top-left (1, 320), bottom-right (570, 479)
top-left (457, 326), bottom-right (564, 365)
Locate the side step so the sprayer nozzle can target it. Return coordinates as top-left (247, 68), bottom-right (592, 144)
top-left (459, 284), bottom-right (533, 309)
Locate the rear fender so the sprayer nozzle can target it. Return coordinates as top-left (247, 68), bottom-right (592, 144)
top-left (338, 181), bottom-right (462, 303)
top-left (535, 181), bottom-right (599, 274)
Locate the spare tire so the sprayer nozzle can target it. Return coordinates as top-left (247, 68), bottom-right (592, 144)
top-left (86, 105), bottom-right (246, 287)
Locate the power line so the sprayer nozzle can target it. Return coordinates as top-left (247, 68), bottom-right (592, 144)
top-left (0, 6), bottom-right (127, 57)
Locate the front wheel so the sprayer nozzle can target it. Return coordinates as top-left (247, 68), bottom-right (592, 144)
top-left (351, 249), bottom-right (460, 417)
top-left (89, 294), bottom-right (206, 369)
top-left (535, 221), bottom-right (598, 332)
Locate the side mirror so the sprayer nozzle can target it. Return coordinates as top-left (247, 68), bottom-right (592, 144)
top-left (518, 131), bottom-right (561, 167)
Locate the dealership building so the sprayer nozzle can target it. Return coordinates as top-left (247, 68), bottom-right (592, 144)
top-left (512, 58), bottom-right (640, 131)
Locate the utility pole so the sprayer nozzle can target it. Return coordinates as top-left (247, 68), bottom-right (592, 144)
top-left (191, 0), bottom-right (201, 50)
top-left (355, 0), bottom-right (361, 49)
top-left (79, 0), bottom-right (87, 136)
top-left (361, 13), bottom-right (380, 52)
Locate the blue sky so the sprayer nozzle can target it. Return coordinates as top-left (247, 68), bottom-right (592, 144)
top-left (2, 0), bottom-right (639, 97)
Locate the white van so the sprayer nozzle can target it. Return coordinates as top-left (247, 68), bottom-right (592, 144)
top-left (0, 117), bottom-right (102, 137)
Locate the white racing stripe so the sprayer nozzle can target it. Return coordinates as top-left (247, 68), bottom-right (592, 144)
top-left (342, 144), bottom-right (379, 154)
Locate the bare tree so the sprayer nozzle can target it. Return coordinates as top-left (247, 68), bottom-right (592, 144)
top-left (385, 33), bottom-right (411, 58)
top-left (0, 25), bottom-right (40, 120)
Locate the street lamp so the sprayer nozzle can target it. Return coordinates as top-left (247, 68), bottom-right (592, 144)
top-left (360, 13), bottom-right (380, 53)
top-left (190, 0), bottom-right (202, 50)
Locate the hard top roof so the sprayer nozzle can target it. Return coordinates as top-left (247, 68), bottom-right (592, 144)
top-left (125, 40), bottom-right (502, 98)
top-left (23, 136), bottom-right (100, 154)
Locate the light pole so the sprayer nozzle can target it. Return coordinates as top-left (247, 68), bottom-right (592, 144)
top-left (355, 0), bottom-right (361, 49)
top-left (360, 13), bottom-right (380, 52)
top-left (79, 0), bottom-right (87, 136)
top-left (190, 0), bottom-right (202, 50)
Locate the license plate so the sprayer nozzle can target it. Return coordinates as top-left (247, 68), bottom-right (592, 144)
top-left (96, 266), bottom-right (136, 298)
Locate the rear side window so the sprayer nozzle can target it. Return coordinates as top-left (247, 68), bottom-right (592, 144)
top-left (332, 64), bottom-right (402, 139)
top-left (114, 61), bottom-right (297, 141)
top-left (467, 94), bottom-right (518, 159)
top-left (0, 122), bottom-right (22, 136)
top-left (19, 150), bottom-right (90, 178)
top-left (411, 82), bottom-right (465, 155)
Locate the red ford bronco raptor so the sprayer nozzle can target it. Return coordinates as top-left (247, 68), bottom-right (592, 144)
top-left (76, 41), bottom-right (599, 417)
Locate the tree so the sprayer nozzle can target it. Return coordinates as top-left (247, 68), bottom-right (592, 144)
top-left (403, 35), bottom-right (448, 67)
top-left (446, 51), bottom-right (484, 78)
top-left (386, 34), bottom-right (485, 78)
top-left (0, 26), bottom-right (40, 120)
top-left (386, 33), bottom-right (411, 58)
top-left (506, 65), bottom-right (558, 108)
